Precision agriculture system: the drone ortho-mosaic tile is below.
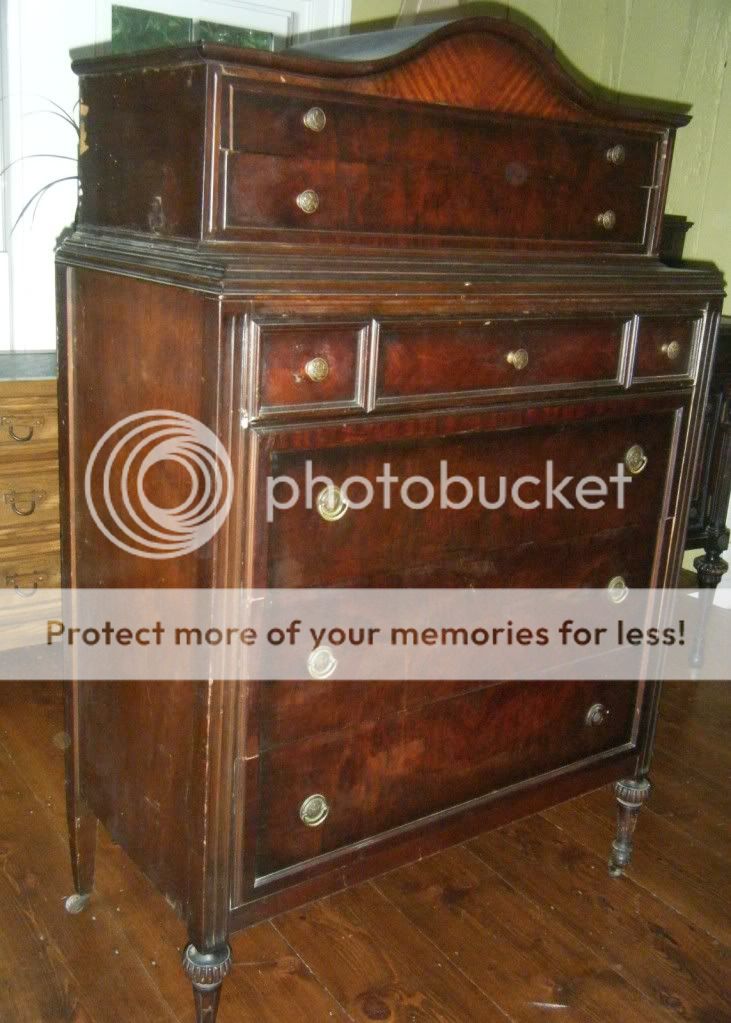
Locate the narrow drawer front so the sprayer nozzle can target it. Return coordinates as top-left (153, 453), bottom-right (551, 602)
top-left (0, 396), bottom-right (58, 459)
top-left (632, 315), bottom-right (698, 380)
top-left (376, 318), bottom-right (626, 404)
top-left (260, 522), bottom-right (657, 750)
top-left (254, 322), bottom-right (367, 416)
top-left (256, 679), bottom-right (637, 876)
top-left (226, 87), bottom-right (656, 249)
top-left (225, 149), bottom-right (651, 247)
top-left (0, 462), bottom-right (59, 533)
top-left (267, 412), bottom-right (675, 587)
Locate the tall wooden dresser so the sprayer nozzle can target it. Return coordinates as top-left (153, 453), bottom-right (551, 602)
top-left (56, 18), bottom-right (724, 1021)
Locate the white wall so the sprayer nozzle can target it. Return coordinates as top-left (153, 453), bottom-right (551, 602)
top-left (0, 0), bottom-right (350, 353)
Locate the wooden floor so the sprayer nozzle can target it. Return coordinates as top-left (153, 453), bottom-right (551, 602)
top-left (0, 680), bottom-right (729, 1023)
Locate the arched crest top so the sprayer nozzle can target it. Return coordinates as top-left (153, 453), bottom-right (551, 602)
top-left (73, 16), bottom-right (690, 130)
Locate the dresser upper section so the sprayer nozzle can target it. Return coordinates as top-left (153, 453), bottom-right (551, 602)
top-left (73, 16), bottom-right (688, 257)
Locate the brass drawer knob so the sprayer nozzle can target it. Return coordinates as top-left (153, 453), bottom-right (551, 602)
top-left (624, 444), bottom-right (648, 476)
top-left (606, 144), bottom-right (626, 165)
top-left (305, 356), bottom-right (330, 382)
top-left (5, 571), bottom-right (46, 597)
top-left (506, 348), bottom-right (529, 371)
top-left (607, 575), bottom-right (629, 604)
top-left (662, 341), bottom-right (681, 361)
top-left (299, 793), bottom-right (330, 827)
top-left (3, 489), bottom-right (46, 517)
top-left (303, 106), bottom-right (327, 132)
top-left (586, 702), bottom-right (610, 726)
top-left (596, 210), bottom-right (616, 231)
top-left (316, 485), bottom-right (347, 522)
top-left (296, 189), bottom-right (320, 215)
top-left (307, 645), bottom-right (338, 680)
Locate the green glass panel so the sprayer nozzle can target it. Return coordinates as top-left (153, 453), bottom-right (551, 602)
top-left (196, 20), bottom-right (275, 51)
top-left (111, 5), bottom-right (192, 53)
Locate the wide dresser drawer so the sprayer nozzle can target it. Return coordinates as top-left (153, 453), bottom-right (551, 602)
top-left (223, 85), bottom-right (658, 250)
top-left (266, 409), bottom-right (676, 587)
top-left (375, 316), bottom-right (628, 406)
top-left (255, 678), bottom-right (638, 878)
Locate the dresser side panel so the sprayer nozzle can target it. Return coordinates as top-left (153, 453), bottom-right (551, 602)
top-left (60, 268), bottom-right (218, 915)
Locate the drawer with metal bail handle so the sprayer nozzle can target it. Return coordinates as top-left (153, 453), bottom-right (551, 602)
top-left (3, 488), bottom-right (47, 516)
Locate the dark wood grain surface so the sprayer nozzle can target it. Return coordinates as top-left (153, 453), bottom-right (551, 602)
top-left (57, 15), bottom-right (727, 1022)
top-left (0, 677), bottom-right (728, 1023)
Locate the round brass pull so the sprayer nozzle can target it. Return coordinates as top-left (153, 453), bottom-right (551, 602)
top-left (662, 341), bottom-right (681, 361)
top-left (6, 571), bottom-right (45, 597)
top-left (305, 356), bottom-right (330, 382)
top-left (299, 793), bottom-right (330, 827)
top-left (506, 349), bottom-right (529, 371)
top-left (296, 189), bottom-right (320, 215)
top-left (607, 575), bottom-right (629, 604)
top-left (596, 210), bottom-right (617, 231)
top-left (624, 444), bottom-right (648, 476)
top-left (303, 106), bottom-right (326, 132)
top-left (4, 489), bottom-right (45, 517)
top-left (606, 144), bottom-right (626, 165)
top-left (307, 645), bottom-right (338, 681)
top-left (586, 702), bottom-right (610, 726)
top-left (316, 485), bottom-right (348, 522)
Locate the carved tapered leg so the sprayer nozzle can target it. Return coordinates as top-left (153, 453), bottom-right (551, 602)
top-left (183, 944), bottom-right (232, 1023)
top-left (691, 528), bottom-right (729, 668)
top-left (64, 680), bottom-right (97, 911)
top-left (609, 777), bottom-right (651, 876)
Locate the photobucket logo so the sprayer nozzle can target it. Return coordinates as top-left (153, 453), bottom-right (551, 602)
top-left (267, 460), bottom-right (632, 521)
top-left (85, 411), bottom-right (233, 559)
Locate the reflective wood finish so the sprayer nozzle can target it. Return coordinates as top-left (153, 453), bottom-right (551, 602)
top-left (58, 16), bottom-right (724, 1023)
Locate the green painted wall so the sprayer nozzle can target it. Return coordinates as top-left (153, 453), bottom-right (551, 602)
top-left (350, 0), bottom-right (731, 308)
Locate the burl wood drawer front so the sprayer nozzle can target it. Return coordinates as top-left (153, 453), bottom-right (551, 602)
top-left (266, 412), bottom-right (675, 588)
top-left (375, 317), bottom-right (627, 405)
top-left (225, 86), bottom-right (656, 248)
top-left (256, 679), bottom-right (637, 877)
top-left (632, 315), bottom-right (699, 382)
top-left (253, 321), bottom-right (368, 417)
top-left (0, 461), bottom-right (59, 536)
top-left (0, 395), bottom-right (58, 461)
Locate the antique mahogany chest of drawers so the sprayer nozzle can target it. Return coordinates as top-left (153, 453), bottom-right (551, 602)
top-left (56, 17), bottom-right (723, 1021)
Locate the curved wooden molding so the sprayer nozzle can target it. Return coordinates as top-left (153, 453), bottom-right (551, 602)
top-left (73, 16), bottom-right (689, 129)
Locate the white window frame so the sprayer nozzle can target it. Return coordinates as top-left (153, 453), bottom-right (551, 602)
top-left (0, 0), bottom-right (351, 353)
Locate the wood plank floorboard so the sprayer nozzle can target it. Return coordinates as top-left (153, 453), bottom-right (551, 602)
top-left (0, 679), bottom-right (729, 1022)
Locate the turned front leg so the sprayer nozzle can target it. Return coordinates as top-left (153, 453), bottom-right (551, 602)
top-left (609, 777), bottom-right (651, 876)
top-left (183, 944), bottom-right (232, 1023)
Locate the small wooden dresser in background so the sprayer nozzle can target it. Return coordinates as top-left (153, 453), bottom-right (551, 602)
top-left (0, 352), bottom-right (61, 650)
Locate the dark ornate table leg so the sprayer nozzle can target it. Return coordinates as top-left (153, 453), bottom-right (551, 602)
top-left (609, 777), bottom-right (651, 877)
top-left (691, 524), bottom-right (729, 668)
top-left (182, 944), bottom-right (232, 1023)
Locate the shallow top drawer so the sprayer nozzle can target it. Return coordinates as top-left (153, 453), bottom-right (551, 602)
top-left (631, 314), bottom-right (700, 382)
top-left (252, 321), bottom-right (368, 419)
top-left (375, 317), bottom-right (628, 407)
